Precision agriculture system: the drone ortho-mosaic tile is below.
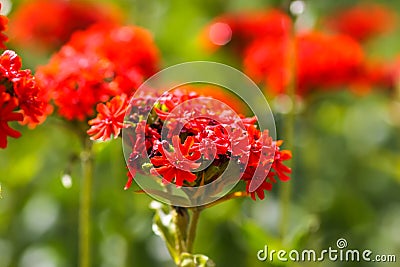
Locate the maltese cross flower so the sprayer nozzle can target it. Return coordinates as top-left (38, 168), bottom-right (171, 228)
top-left (150, 136), bottom-right (201, 187)
top-left (87, 94), bottom-right (128, 141)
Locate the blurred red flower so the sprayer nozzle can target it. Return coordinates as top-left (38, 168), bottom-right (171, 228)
top-left (0, 50), bottom-right (49, 148)
top-left (9, 0), bottom-right (122, 50)
top-left (201, 9), bottom-right (291, 54)
top-left (36, 23), bottom-right (159, 121)
top-left (68, 23), bottom-right (159, 94)
top-left (244, 32), bottom-right (365, 95)
top-left (297, 32), bottom-right (364, 94)
top-left (360, 56), bottom-right (400, 91)
top-left (325, 3), bottom-right (396, 42)
top-left (0, 12), bottom-right (7, 49)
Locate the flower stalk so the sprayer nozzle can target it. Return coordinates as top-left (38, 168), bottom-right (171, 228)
top-left (186, 208), bottom-right (201, 254)
top-left (279, 0), bottom-right (297, 239)
top-left (79, 137), bottom-right (93, 267)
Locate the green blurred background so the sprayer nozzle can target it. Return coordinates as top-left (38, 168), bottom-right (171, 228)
top-left (1, 0), bottom-right (400, 266)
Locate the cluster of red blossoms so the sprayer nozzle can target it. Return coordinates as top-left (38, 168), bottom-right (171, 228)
top-left (88, 89), bottom-right (291, 200)
top-left (325, 3), bottom-right (396, 42)
top-left (244, 31), bottom-right (364, 95)
top-left (36, 23), bottom-right (159, 121)
top-left (201, 9), bottom-right (291, 53)
top-left (9, 0), bottom-right (122, 50)
top-left (202, 4), bottom-right (398, 96)
top-left (0, 9), bottom-right (49, 148)
top-left (0, 12), bottom-right (7, 49)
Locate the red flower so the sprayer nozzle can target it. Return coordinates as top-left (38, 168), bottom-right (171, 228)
top-left (244, 32), bottom-right (364, 95)
top-left (36, 48), bottom-right (115, 120)
top-left (243, 36), bottom-right (291, 95)
top-left (243, 136), bottom-right (292, 200)
top-left (349, 60), bottom-right (397, 93)
top-left (0, 94), bottom-right (23, 148)
top-left (0, 49), bottom-right (22, 78)
top-left (9, 0), bottom-right (121, 50)
top-left (0, 9), bottom-right (8, 49)
top-left (201, 9), bottom-right (291, 54)
top-left (123, 90), bottom-right (291, 200)
top-left (368, 56), bottom-right (400, 91)
top-left (325, 4), bottom-right (396, 42)
top-left (87, 94), bottom-right (128, 141)
top-left (68, 23), bottom-right (159, 94)
top-left (150, 136), bottom-right (201, 187)
top-left (36, 24), bottom-right (159, 121)
top-left (272, 147), bottom-right (292, 182)
top-left (297, 32), bottom-right (364, 94)
top-left (124, 168), bottom-right (135, 191)
top-left (14, 71), bottom-right (49, 124)
top-left (0, 50), bottom-right (49, 148)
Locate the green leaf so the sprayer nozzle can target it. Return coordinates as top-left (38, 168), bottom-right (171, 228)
top-left (180, 253), bottom-right (216, 267)
top-left (151, 203), bottom-right (180, 264)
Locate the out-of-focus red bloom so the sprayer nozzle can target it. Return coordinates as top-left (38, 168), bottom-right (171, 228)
top-left (0, 8), bottom-right (8, 49)
top-left (243, 36), bottom-right (291, 95)
top-left (68, 24), bottom-right (159, 94)
top-left (359, 56), bottom-right (400, 91)
top-left (348, 60), bottom-right (393, 94)
top-left (244, 32), bottom-right (364, 95)
top-left (9, 0), bottom-right (122, 50)
top-left (87, 94), bottom-right (128, 141)
top-left (0, 50), bottom-right (49, 148)
top-left (201, 9), bottom-right (291, 54)
top-left (325, 4), bottom-right (396, 42)
top-left (186, 84), bottom-right (249, 114)
top-left (120, 89), bottom-right (291, 200)
top-left (297, 32), bottom-right (364, 94)
top-left (37, 48), bottom-right (115, 120)
top-left (36, 24), bottom-right (159, 121)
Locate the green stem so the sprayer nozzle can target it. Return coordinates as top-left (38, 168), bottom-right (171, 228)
top-left (186, 208), bottom-right (201, 253)
top-left (79, 138), bottom-right (93, 267)
top-left (279, 3), bottom-right (297, 239)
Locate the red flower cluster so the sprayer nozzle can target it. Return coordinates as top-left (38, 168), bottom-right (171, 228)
top-left (244, 32), bottom-right (364, 95)
top-left (202, 9), bottom-right (368, 96)
top-left (36, 23), bottom-right (159, 121)
top-left (9, 0), bottom-right (122, 50)
top-left (296, 32), bottom-right (364, 94)
top-left (201, 9), bottom-right (291, 53)
top-left (0, 50), bottom-right (49, 148)
top-left (325, 3), bottom-right (396, 42)
top-left (90, 89), bottom-right (291, 200)
top-left (361, 56), bottom-right (400, 91)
